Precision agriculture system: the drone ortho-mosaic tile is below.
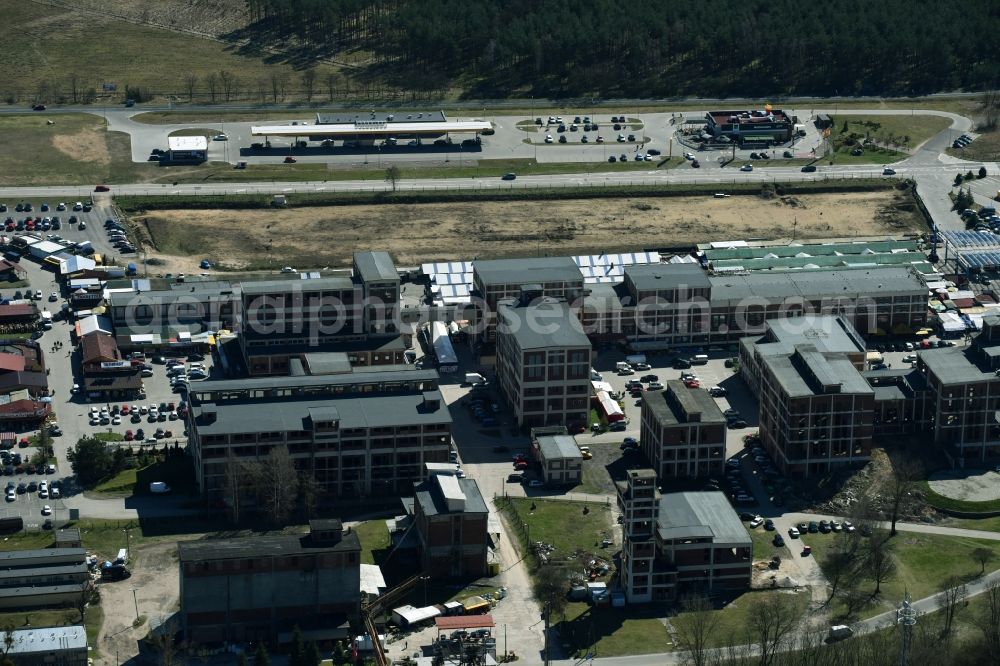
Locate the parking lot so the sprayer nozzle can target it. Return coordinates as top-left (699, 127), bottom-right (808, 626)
top-left (0, 199), bottom-right (200, 527)
top-left (1, 195), bottom-right (131, 262)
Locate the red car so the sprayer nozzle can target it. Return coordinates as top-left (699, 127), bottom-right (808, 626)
top-left (684, 379), bottom-right (700, 388)
top-left (121, 405), bottom-right (130, 414)
top-left (283, 156), bottom-right (297, 163)
top-left (18, 438), bottom-right (29, 448)
top-left (124, 430), bottom-right (134, 441)
top-left (94, 185), bottom-right (110, 192)
top-left (514, 461), bottom-right (529, 470)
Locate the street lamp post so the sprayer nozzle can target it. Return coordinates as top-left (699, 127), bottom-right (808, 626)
top-left (131, 587), bottom-right (139, 621)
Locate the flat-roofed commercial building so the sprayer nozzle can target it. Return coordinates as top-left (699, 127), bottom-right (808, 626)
top-left (741, 317), bottom-right (874, 478)
top-left (167, 135), bottom-right (208, 162)
top-left (640, 381), bottom-right (726, 479)
top-left (187, 368), bottom-right (452, 498)
top-left (704, 108), bottom-right (794, 146)
top-left (6, 626), bottom-right (87, 666)
top-left (178, 520), bottom-right (360, 644)
top-left (530, 427), bottom-right (583, 485)
top-left (495, 296), bottom-right (591, 429)
top-left (920, 315), bottom-right (1000, 463)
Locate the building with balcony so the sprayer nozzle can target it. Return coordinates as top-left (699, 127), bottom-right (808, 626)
top-left (178, 519), bottom-right (361, 644)
top-left (495, 295), bottom-right (591, 429)
top-left (186, 367), bottom-right (452, 499)
top-left (640, 381), bottom-right (726, 480)
top-left (617, 469), bottom-right (751, 604)
top-left (407, 472), bottom-right (489, 579)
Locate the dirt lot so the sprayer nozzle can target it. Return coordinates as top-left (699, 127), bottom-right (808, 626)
top-left (135, 189), bottom-right (926, 270)
top-left (96, 541), bottom-right (180, 666)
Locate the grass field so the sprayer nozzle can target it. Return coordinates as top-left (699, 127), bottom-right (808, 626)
top-left (809, 530), bottom-right (1000, 620)
top-left (134, 187), bottom-right (927, 270)
top-left (700, 590), bottom-right (810, 648)
top-left (945, 516), bottom-right (1000, 532)
top-left (353, 519), bottom-right (391, 565)
top-left (0, 0), bottom-right (345, 106)
top-left (829, 115), bottom-right (952, 150)
top-left (506, 498), bottom-right (616, 559)
top-left (149, 156), bottom-right (686, 186)
top-left (556, 602), bottom-right (673, 657)
top-left (91, 456), bottom-right (195, 497)
top-left (0, 113), bottom-right (162, 186)
top-left (947, 127), bottom-right (1000, 162)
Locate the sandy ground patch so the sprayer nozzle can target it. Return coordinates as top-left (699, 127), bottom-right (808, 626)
top-left (96, 541), bottom-right (180, 666)
top-left (928, 469), bottom-right (1000, 503)
top-left (52, 126), bottom-right (111, 166)
top-left (135, 189), bottom-right (926, 270)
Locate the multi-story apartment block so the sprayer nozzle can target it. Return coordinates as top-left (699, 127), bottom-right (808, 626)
top-left (617, 469), bottom-right (751, 604)
top-left (178, 519), bottom-right (361, 644)
top-left (495, 295), bottom-right (591, 429)
top-left (640, 380), bottom-right (726, 480)
top-left (740, 316), bottom-right (874, 477)
top-left (920, 315), bottom-right (1000, 463)
top-left (408, 472), bottom-right (489, 579)
top-left (186, 366), bottom-right (452, 498)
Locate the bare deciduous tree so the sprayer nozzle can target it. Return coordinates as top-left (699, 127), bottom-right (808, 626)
top-left (205, 72), bottom-right (220, 103)
top-left (384, 165), bottom-right (401, 192)
top-left (219, 71), bottom-right (237, 102)
top-left (743, 593), bottom-right (798, 666)
top-left (884, 455), bottom-right (923, 536)
top-left (270, 73), bottom-right (284, 103)
top-left (824, 534), bottom-right (861, 604)
top-left (971, 578), bottom-right (1000, 662)
top-left (325, 71), bottom-right (341, 102)
top-left (938, 575), bottom-right (967, 638)
top-left (864, 530), bottom-right (896, 596)
top-left (183, 72), bottom-right (198, 102)
top-left (301, 68), bottom-right (317, 102)
top-left (672, 594), bottom-right (719, 666)
top-left (68, 73), bottom-right (81, 103)
top-left (224, 454), bottom-right (253, 524)
top-left (256, 78), bottom-right (268, 104)
top-left (253, 446), bottom-right (300, 525)
top-left (971, 547), bottom-right (996, 575)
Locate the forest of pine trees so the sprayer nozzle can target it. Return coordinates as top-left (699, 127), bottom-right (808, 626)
top-left (242, 0), bottom-right (997, 97)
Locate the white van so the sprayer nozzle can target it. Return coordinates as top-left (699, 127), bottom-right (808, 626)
top-left (691, 354), bottom-right (709, 365)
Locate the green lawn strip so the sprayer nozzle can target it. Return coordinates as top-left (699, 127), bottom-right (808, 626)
top-left (556, 601), bottom-right (672, 658)
top-left (829, 115), bottom-right (952, 150)
top-left (808, 530), bottom-right (1000, 620)
top-left (89, 455), bottom-right (195, 496)
top-left (117, 177), bottom-right (902, 213)
top-left (700, 590), bottom-right (810, 648)
top-left (92, 432), bottom-right (124, 442)
top-left (0, 608), bottom-right (84, 631)
top-left (748, 528), bottom-right (789, 561)
top-left (944, 516), bottom-right (1000, 533)
top-left (921, 480), bottom-right (1000, 513)
top-left (506, 498), bottom-right (616, 557)
top-left (133, 98), bottom-right (978, 124)
top-left (352, 519), bottom-right (391, 565)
